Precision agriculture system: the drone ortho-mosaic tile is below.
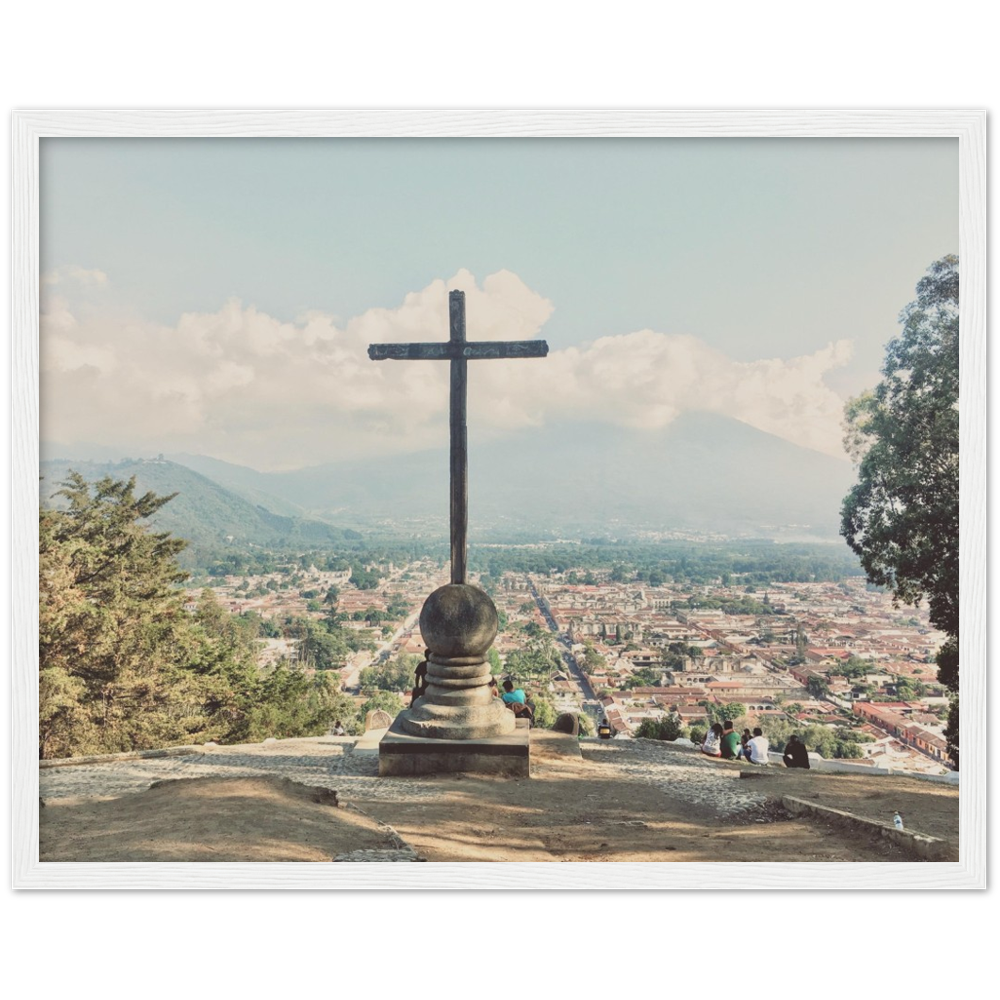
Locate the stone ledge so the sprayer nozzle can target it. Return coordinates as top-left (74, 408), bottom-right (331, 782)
top-left (781, 795), bottom-right (958, 861)
top-left (39, 745), bottom-right (206, 768)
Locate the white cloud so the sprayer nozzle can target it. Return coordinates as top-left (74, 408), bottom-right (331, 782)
top-left (41, 265), bottom-right (109, 288)
top-left (40, 268), bottom-right (852, 469)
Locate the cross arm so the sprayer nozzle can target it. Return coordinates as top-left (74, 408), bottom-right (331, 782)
top-left (368, 340), bottom-right (548, 361)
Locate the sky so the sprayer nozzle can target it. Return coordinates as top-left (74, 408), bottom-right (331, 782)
top-left (39, 137), bottom-right (958, 471)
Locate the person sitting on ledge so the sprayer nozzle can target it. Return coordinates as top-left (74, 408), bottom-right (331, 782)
top-left (745, 727), bottom-right (770, 765)
top-left (411, 654), bottom-right (429, 703)
top-left (702, 722), bottom-right (724, 757)
top-left (522, 689), bottom-right (537, 724)
top-left (501, 679), bottom-right (526, 705)
top-left (782, 734), bottom-right (810, 769)
top-left (720, 720), bottom-right (741, 759)
top-left (597, 717), bottom-right (613, 739)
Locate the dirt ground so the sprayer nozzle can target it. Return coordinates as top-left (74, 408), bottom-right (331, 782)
top-left (348, 739), bottom-right (958, 863)
top-left (39, 776), bottom-right (399, 862)
top-left (39, 736), bottom-right (959, 864)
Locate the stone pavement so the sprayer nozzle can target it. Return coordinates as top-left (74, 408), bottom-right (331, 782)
top-left (582, 739), bottom-right (769, 817)
top-left (39, 737), bottom-right (441, 804)
top-left (39, 734), bottom-right (769, 818)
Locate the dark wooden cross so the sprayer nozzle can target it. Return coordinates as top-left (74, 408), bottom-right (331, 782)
top-left (368, 289), bottom-right (548, 585)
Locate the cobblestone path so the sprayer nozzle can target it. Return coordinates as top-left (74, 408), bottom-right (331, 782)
top-left (582, 740), bottom-right (769, 817)
top-left (40, 736), bottom-right (768, 817)
top-left (39, 738), bottom-right (442, 804)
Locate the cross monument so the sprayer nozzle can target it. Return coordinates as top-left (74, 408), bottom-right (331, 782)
top-left (368, 289), bottom-right (548, 759)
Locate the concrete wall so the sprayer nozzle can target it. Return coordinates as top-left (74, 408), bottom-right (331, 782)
top-left (766, 751), bottom-right (958, 785)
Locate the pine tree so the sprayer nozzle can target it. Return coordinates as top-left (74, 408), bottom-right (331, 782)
top-left (39, 473), bottom-right (362, 757)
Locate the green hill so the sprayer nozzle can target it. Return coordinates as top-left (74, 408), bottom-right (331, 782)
top-left (40, 457), bottom-right (358, 566)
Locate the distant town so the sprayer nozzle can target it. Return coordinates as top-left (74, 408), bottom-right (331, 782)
top-left (190, 554), bottom-right (951, 775)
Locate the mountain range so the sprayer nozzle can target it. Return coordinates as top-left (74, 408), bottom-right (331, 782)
top-left (42, 413), bottom-right (857, 552)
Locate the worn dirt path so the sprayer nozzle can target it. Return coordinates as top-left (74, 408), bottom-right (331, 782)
top-left (38, 734), bottom-right (958, 863)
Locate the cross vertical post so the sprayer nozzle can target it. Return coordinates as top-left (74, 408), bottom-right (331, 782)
top-left (449, 290), bottom-right (468, 584)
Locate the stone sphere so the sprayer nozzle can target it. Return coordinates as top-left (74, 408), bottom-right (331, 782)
top-left (419, 583), bottom-right (499, 658)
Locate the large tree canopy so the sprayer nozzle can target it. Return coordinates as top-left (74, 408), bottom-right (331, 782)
top-left (840, 255), bottom-right (959, 764)
top-left (39, 473), bottom-right (356, 757)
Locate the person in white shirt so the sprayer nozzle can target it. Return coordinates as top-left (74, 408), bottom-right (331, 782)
top-left (746, 727), bottom-right (770, 765)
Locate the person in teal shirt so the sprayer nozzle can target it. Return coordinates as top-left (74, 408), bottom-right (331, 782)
top-left (501, 679), bottom-right (526, 704)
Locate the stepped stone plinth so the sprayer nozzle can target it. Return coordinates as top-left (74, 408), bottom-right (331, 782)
top-left (379, 583), bottom-right (529, 777)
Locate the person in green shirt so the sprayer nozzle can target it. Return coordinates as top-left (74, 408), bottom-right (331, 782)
top-left (720, 720), bottom-right (742, 759)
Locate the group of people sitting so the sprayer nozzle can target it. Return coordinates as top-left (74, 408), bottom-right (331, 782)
top-left (701, 720), bottom-right (769, 763)
top-left (701, 721), bottom-right (810, 768)
top-left (490, 677), bottom-right (536, 725)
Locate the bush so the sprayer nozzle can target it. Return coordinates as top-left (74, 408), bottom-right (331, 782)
top-left (689, 726), bottom-right (707, 747)
top-left (634, 715), bottom-right (684, 741)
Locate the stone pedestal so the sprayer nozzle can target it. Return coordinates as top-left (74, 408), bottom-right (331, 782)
top-left (379, 715), bottom-right (530, 777)
top-left (379, 582), bottom-right (528, 776)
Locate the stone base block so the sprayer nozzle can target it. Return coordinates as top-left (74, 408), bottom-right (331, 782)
top-left (379, 716), bottom-right (530, 777)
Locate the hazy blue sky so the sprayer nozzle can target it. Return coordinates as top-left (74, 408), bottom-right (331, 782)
top-left (40, 137), bottom-right (957, 470)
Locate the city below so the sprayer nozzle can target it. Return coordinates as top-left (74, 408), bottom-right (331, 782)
top-left (191, 556), bottom-right (952, 775)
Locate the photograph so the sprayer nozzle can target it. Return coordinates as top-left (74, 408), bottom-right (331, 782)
top-left (14, 112), bottom-right (984, 889)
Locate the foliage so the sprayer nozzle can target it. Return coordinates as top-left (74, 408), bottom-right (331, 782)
top-left (359, 654), bottom-right (418, 694)
top-left (504, 631), bottom-right (562, 684)
top-left (677, 593), bottom-right (777, 616)
top-left (837, 654), bottom-right (876, 679)
top-left (758, 717), bottom-right (872, 759)
top-left (581, 642), bottom-right (606, 673)
top-left (38, 473), bottom-right (355, 758)
top-left (470, 540), bottom-right (864, 588)
top-left (689, 726), bottom-right (707, 746)
top-left (39, 473), bottom-right (199, 758)
top-left (286, 617), bottom-right (349, 671)
top-left (359, 689), bottom-right (404, 720)
top-left (526, 690), bottom-right (557, 729)
top-left (350, 565), bottom-right (384, 590)
top-left (231, 665), bottom-right (356, 742)
top-left (840, 255), bottom-right (959, 765)
top-left (943, 696), bottom-right (959, 769)
top-left (620, 665), bottom-right (664, 689)
top-left (806, 676), bottom-right (830, 699)
top-left (706, 702), bottom-right (746, 724)
top-left (634, 714), bottom-right (684, 741)
top-left (893, 676), bottom-right (927, 701)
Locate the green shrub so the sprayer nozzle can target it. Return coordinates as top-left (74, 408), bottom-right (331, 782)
top-left (634, 714), bottom-right (684, 741)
